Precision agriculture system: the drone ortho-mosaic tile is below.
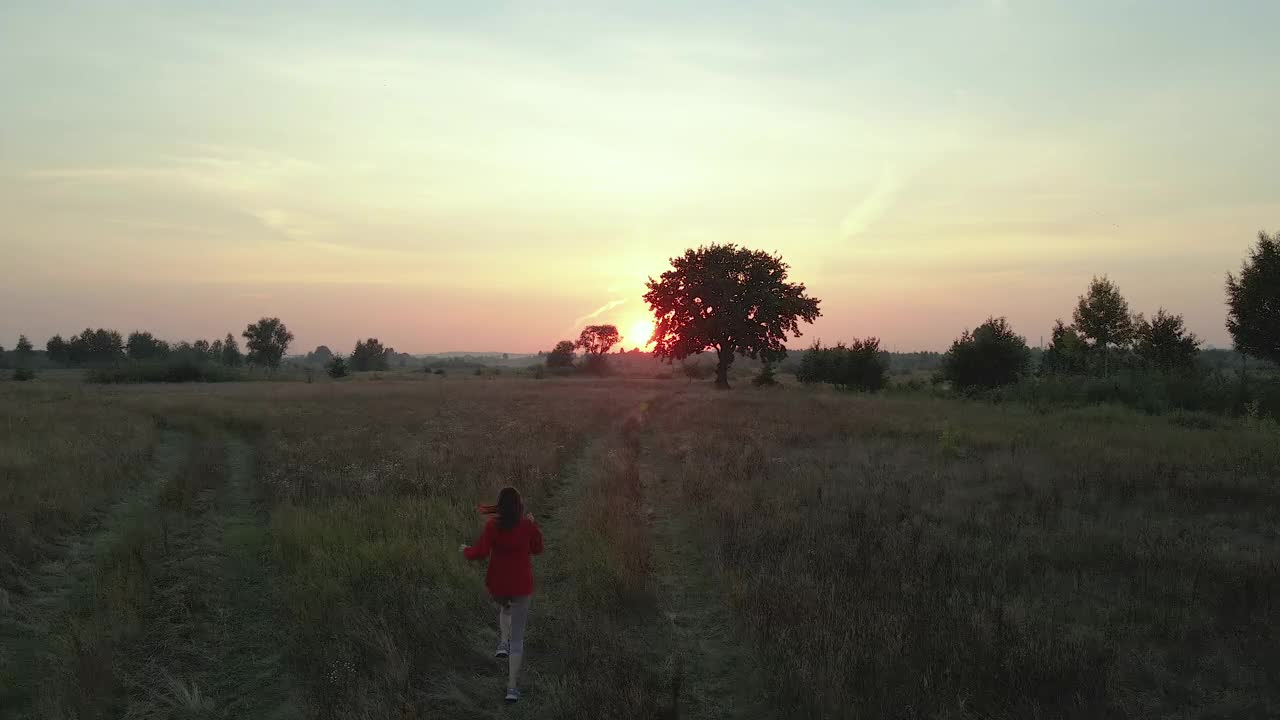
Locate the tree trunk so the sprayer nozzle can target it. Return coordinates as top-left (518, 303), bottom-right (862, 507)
top-left (715, 349), bottom-right (733, 389)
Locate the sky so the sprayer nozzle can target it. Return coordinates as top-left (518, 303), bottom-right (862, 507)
top-left (2, 1), bottom-right (1277, 353)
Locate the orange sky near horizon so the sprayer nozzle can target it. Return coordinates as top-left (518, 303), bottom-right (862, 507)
top-left (2, 2), bottom-right (1277, 354)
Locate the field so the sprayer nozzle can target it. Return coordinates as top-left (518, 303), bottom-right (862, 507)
top-left (2, 375), bottom-right (1278, 719)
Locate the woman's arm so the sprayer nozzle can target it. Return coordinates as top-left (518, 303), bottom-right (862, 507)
top-left (462, 521), bottom-right (494, 560)
top-left (528, 515), bottom-right (544, 555)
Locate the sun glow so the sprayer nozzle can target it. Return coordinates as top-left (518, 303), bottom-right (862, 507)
top-left (625, 319), bottom-right (656, 349)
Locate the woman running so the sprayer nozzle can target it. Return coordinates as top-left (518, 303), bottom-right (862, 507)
top-left (461, 486), bottom-right (544, 703)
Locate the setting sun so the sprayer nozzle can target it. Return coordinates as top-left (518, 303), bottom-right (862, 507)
top-left (625, 319), bottom-right (655, 349)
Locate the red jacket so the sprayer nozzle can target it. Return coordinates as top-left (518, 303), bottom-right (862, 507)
top-left (464, 515), bottom-right (544, 597)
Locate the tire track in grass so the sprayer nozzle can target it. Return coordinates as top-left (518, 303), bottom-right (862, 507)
top-left (123, 431), bottom-right (302, 719)
top-left (0, 429), bottom-right (191, 718)
top-left (637, 395), bottom-right (774, 720)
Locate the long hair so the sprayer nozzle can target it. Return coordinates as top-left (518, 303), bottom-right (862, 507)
top-left (478, 486), bottom-right (523, 531)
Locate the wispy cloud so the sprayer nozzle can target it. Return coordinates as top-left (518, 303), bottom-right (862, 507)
top-left (567, 299), bottom-right (626, 334)
top-left (840, 166), bottom-right (910, 239)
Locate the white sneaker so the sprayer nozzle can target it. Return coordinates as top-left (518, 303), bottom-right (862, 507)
top-left (495, 640), bottom-right (510, 659)
top-left (505, 688), bottom-right (520, 703)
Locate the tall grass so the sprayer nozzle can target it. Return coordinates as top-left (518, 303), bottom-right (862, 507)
top-left (5, 377), bottom-right (1278, 718)
top-left (647, 390), bottom-right (1280, 718)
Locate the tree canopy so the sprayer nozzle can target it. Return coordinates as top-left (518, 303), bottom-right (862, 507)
top-left (576, 325), bottom-right (620, 356)
top-left (1134, 309), bottom-right (1200, 372)
top-left (940, 317), bottom-right (1031, 390)
top-left (1073, 276), bottom-right (1133, 376)
top-left (1039, 320), bottom-right (1090, 376)
top-left (243, 318), bottom-right (293, 369)
top-left (644, 244), bottom-right (820, 388)
top-left (546, 340), bottom-right (576, 369)
top-left (126, 331), bottom-right (170, 360)
top-left (1227, 231), bottom-right (1280, 365)
top-left (220, 333), bottom-right (244, 367)
top-left (350, 338), bottom-right (392, 371)
top-left (575, 325), bottom-right (619, 374)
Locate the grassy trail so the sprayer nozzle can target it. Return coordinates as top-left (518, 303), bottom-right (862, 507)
top-left (637, 396), bottom-right (772, 720)
top-left (122, 432), bottom-right (300, 718)
top-left (1, 425), bottom-right (298, 718)
top-left (0, 429), bottom-right (190, 717)
top-left (438, 392), bottom-right (678, 719)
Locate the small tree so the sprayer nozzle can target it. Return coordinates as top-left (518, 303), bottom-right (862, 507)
top-left (575, 325), bottom-right (620, 374)
top-left (941, 317), bottom-right (1031, 390)
top-left (1072, 276), bottom-right (1133, 376)
top-left (326, 354), bottom-right (349, 379)
top-left (15, 335), bottom-right (34, 365)
top-left (831, 338), bottom-right (888, 391)
top-left (546, 340), bottom-right (576, 369)
top-left (0, 344), bottom-right (7, 370)
top-left (308, 345), bottom-right (335, 366)
top-left (242, 318), bottom-right (293, 369)
top-left (350, 338), bottom-right (391, 371)
top-left (796, 340), bottom-right (831, 384)
top-left (46, 335), bottom-right (69, 366)
top-left (220, 333), bottom-right (244, 367)
top-left (1226, 231), bottom-right (1280, 366)
top-left (644, 244), bottom-right (821, 388)
top-left (752, 362), bottom-right (778, 387)
top-left (1134, 308), bottom-right (1200, 372)
top-left (13, 335), bottom-right (34, 380)
top-left (1038, 320), bottom-right (1090, 376)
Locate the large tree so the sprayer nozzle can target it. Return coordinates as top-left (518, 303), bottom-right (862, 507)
top-left (242, 318), bottom-right (293, 369)
top-left (1226, 231), bottom-right (1280, 366)
top-left (644, 244), bottom-right (820, 388)
top-left (1072, 276), bottom-right (1133, 376)
top-left (1134, 308), bottom-right (1200, 372)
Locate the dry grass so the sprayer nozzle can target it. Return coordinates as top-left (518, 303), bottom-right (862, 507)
top-left (3, 377), bottom-right (1278, 718)
top-left (646, 389), bottom-right (1280, 718)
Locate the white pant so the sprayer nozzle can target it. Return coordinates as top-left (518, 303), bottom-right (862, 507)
top-left (498, 595), bottom-right (532, 655)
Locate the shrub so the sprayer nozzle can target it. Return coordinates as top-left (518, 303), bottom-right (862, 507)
top-left (680, 359), bottom-right (715, 380)
top-left (796, 339), bottom-right (887, 391)
top-left (433, 369), bottom-right (445, 376)
top-left (326, 355), bottom-right (349, 379)
top-left (752, 364), bottom-right (778, 387)
top-left (941, 317), bottom-right (1031, 390)
top-left (85, 358), bottom-right (239, 383)
top-left (13, 368), bottom-right (35, 382)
